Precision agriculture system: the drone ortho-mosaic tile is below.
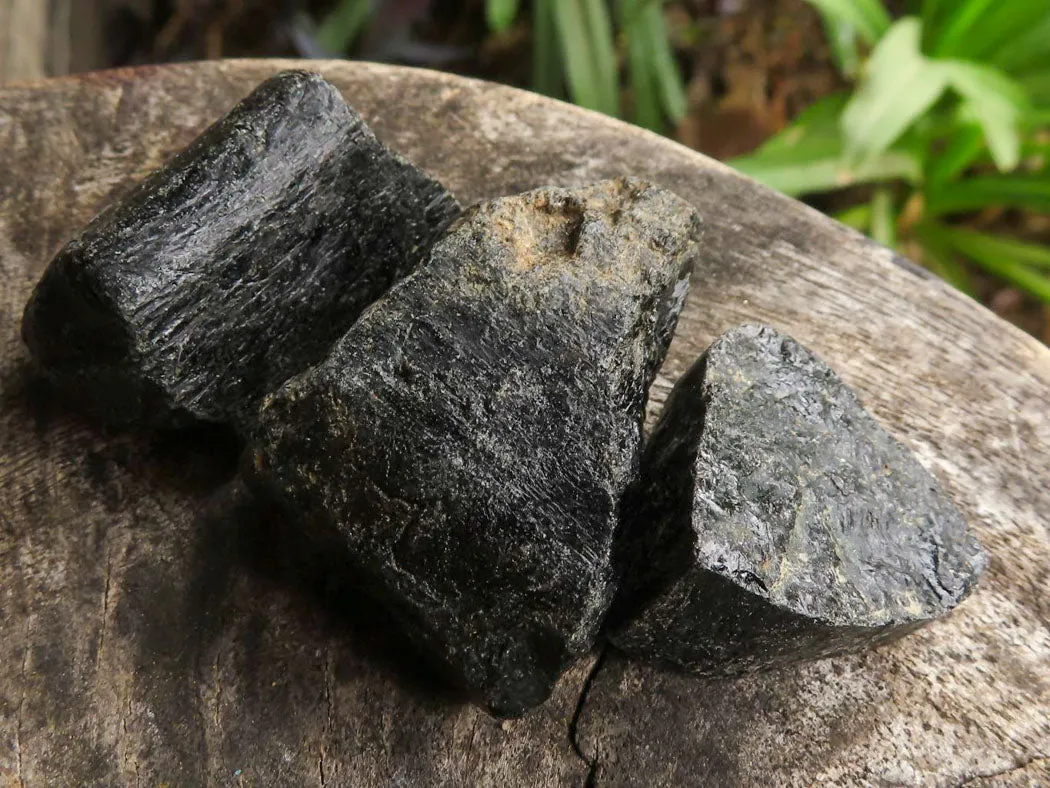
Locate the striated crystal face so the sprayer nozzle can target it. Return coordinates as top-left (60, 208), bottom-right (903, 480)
top-left (247, 179), bottom-right (701, 716)
top-left (22, 70), bottom-right (460, 431)
top-left (612, 323), bottom-right (987, 674)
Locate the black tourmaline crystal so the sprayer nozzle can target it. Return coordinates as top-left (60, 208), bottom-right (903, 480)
top-left (611, 324), bottom-right (987, 673)
top-left (247, 179), bottom-right (702, 716)
top-left (22, 70), bottom-right (460, 430)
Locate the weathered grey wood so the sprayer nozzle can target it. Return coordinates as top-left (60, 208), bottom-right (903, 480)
top-left (0, 60), bottom-right (1047, 786)
top-left (0, 0), bottom-right (116, 86)
top-left (0, 0), bottom-right (48, 83)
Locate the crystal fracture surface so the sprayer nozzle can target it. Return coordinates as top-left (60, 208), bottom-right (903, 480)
top-left (612, 324), bottom-right (987, 673)
top-left (22, 70), bottom-right (460, 429)
top-left (248, 179), bottom-right (701, 716)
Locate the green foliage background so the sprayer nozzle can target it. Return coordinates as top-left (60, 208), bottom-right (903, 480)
top-left (318, 0), bottom-right (1050, 305)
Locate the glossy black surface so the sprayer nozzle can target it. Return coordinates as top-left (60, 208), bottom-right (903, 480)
top-left (612, 324), bottom-right (988, 672)
top-left (247, 179), bottom-right (701, 716)
top-left (22, 70), bottom-right (460, 431)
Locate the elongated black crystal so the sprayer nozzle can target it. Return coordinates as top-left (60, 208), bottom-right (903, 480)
top-left (247, 179), bottom-right (701, 716)
top-left (611, 324), bottom-right (988, 672)
top-left (22, 70), bottom-right (460, 430)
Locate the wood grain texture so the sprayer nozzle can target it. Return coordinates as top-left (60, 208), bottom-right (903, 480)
top-left (0, 0), bottom-right (48, 83)
top-left (0, 60), bottom-right (1047, 786)
top-left (0, 0), bottom-right (115, 86)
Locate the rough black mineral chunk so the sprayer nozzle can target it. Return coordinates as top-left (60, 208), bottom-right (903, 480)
top-left (611, 324), bottom-right (988, 673)
top-left (246, 179), bottom-right (702, 716)
top-left (22, 70), bottom-right (460, 430)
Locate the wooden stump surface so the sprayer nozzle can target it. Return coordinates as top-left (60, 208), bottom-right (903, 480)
top-left (0, 0), bottom-right (113, 85)
top-left (0, 60), bottom-right (1048, 786)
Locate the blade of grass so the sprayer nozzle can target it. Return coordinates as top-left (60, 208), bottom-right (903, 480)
top-left (912, 223), bottom-right (977, 295)
top-left (532, 0), bottom-right (564, 98)
top-left (870, 187), bottom-right (897, 247)
top-left (1021, 134), bottom-right (1050, 159)
top-left (729, 148), bottom-right (921, 196)
top-left (931, 0), bottom-right (997, 57)
top-left (990, 17), bottom-right (1050, 75)
top-left (977, 259), bottom-right (1050, 303)
top-left (582, 0), bottom-right (621, 116)
top-left (803, 0), bottom-right (891, 45)
top-left (756, 93), bottom-right (849, 154)
top-left (926, 175), bottom-right (1050, 215)
top-left (1024, 107), bottom-right (1050, 129)
top-left (642, 1), bottom-right (688, 121)
top-left (927, 122), bottom-right (985, 185)
top-left (834, 203), bottom-right (872, 232)
top-left (933, 226), bottom-right (1050, 270)
top-left (316, 0), bottom-right (372, 54)
top-left (942, 62), bottom-right (1027, 171)
top-left (921, 221), bottom-right (1050, 302)
top-left (552, 0), bottom-right (604, 112)
top-left (1020, 69), bottom-right (1050, 106)
top-left (954, 4), bottom-right (1050, 63)
top-left (841, 18), bottom-right (949, 164)
top-left (486, 0), bottom-right (520, 33)
top-left (619, 0), bottom-right (662, 131)
top-left (920, 0), bottom-right (942, 48)
top-left (919, 0), bottom-right (939, 20)
top-left (822, 15), bottom-right (861, 79)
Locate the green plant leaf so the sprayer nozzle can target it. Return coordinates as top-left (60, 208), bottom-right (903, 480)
top-left (927, 121), bottom-right (986, 185)
top-left (822, 14), bottom-right (861, 79)
top-left (730, 92), bottom-right (923, 195)
top-left (980, 259), bottom-right (1050, 303)
top-left (552, 0), bottom-right (604, 113)
top-left (316, 0), bottom-right (373, 54)
top-left (532, 0), bottom-right (564, 98)
top-left (619, 0), bottom-right (662, 130)
top-left (729, 148), bottom-right (921, 196)
top-left (923, 222), bottom-right (1050, 302)
top-left (931, 225), bottom-right (1050, 270)
top-left (912, 224), bottom-right (977, 295)
top-left (956, 100), bottom-right (1020, 172)
top-left (940, 61), bottom-right (1027, 171)
top-left (870, 186), bottom-right (897, 247)
top-left (1020, 69), bottom-right (1050, 106)
top-left (954, 4), bottom-right (1050, 64)
top-left (642, 1), bottom-right (688, 121)
top-left (802, 0), bottom-right (891, 45)
top-left (920, 0), bottom-right (947, 50)
top-left (617, 0), bottom-right (687, 129)
top-left (551, 0), bottom-right (621, 116)
top-left (841, 18), bottom-right (949, 165)
top-left (990, 16), bottom-right (1050, 75)
top-left (582, 0), bottom-right (621, 115)
top-left (834, 203), bottom-right (872, 231)
top-left (756, 93), bottom-right (849, 155)
top-left (1021, 133), bottom-right (1050, 160)
top-left (930, 0), bottom-right (997, 56)
top-left (486, 0), bottom-right (521, 33)
top-left (926, 174), bottom-right (1050, 215)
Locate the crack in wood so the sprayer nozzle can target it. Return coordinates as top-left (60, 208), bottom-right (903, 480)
top-left (318, 645), bottom-right (333, 787)
top-left (119, 687), bottom-right (135, 785)
top-left (569, 648), bottom-right (608, 787)
top-left (212, 638), bottom-right (224, 772)
top-left (95, 549), bottom-right (113, 675)
top-left (15, 623), bottom-right (29, 787)
top-left (464, 712), bottom-right (481, 775)
top-left (193, 612), bottom-right (215, 784)
top-left (12, 530), bottom-right (32, 788)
